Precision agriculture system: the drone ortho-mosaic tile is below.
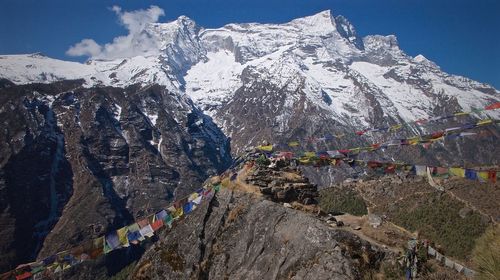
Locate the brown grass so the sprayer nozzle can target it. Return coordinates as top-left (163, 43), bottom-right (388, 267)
top-left (226, 204), bottom-right (246, 225)
top-left (472, 224), bottom-right (500, 280)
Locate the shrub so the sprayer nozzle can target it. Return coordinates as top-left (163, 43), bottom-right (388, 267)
top-left (256, 154), bottom-right (270, 166)
top-left (390, 193), bottom-right (488, 260)
top-left (319, 188), bottom-right (368, 216)
top-left (472, 224), bottom-right (500, 280)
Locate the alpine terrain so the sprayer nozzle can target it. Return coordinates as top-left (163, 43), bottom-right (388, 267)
top-left (0, 8), bottom-right (498, 280)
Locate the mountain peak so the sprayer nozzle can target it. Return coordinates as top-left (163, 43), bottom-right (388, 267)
top-left (289, 10), bottom-right (336, 34)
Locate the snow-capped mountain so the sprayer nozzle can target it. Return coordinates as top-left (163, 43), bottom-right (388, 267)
top-left (1, 10), bottom-right (499, 155)
top-left (0, 8), bottom-right (499, 274)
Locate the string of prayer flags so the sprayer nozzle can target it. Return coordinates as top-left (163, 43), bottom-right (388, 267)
top-left (2, 183), bottom-right (221, 279)
top-left (271, 150), bottom-right (499, 184)
top-left (273, 119), bottom-right (497, 159)
top-left (278, 103), bottom-right (500, 145)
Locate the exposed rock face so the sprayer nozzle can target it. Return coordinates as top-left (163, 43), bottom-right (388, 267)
top-left (245, 165), bottom-right (318, 205)
top-left (0, 80), bottom-right (231, 272)
top-left (128, 189), bottom-right (388, 280)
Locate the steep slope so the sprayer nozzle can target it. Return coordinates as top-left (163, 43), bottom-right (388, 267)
top-left (0, 80), bottom-right (231, 272)
top-left (125, 189), bottom-right (387, 280)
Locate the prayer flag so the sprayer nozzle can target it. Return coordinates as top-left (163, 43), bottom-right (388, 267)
top-left (355, 130), bottom-right (366, 135)
top-left (415, 118), bottom-right (428, 124)
top-left (151, 219), bottom-right (164, 231)
top-left (214, 184), bottom-right (221, 193)
top-left (288, 141), bottom-right (299, 147)
top-left (127, 223), bottom-right (143, 244)
top-left (485, 102), bottom-right (500, 110)
top-left (188, 192), bottom-right (199, 202)
top-left (257, 145), bottom-right (273, 152)
top-left (449, 167), bottom-right (465, 178)
top-left (478, 171), bottom-right (489, 182)
top-left (193, 195), bottom-right (203, 205)
top-left (304, 152), bottom-right (316, 158)
top-left (90, 237), bottom-right (104, 259)
top-left (390, 124), bottom-right (402, 131)
top-left (15, 272), bottom-right (32, 280)
top-left (105, 231), bottom-right (121, 251)
top-left (465, 169), bottom-right (477, 180)
top-left (326, 150), bottom-right (343, 158)
top-left (156, 210), bottom-right (168, 221)
top-left (163, 211), bottom-right (174, 227)
top-left (385, 164), bottom-right (396, 174)
top-left (476, 119), bottom-right (493, 126)
top-left (454, 112), bottom-right (469, 117)
top-left (415, 165), bottom-right (427, 176)
top-left (117, 227), bottom-right (129, 247)
top-left (488, 170), bottom-right (497, 183)
top-left (183, 202), bottom-right (194, 214)
top-left (139, 224), bottom-right (154, 238)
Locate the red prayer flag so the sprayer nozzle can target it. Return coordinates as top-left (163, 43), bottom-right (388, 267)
top-left (368, 161), bottom-right (383, 168)
top-left (385, 164), bottom-right (396, 173)
top-left (415, 118), bottom-right (428, 124)
top-left (151, 219), bottom-right (164, 231)
top-left (431, 131), bottom-right (444, 139)
top-left (15, 272), bottom-right (32, 280)
top-left (488, 170), bottom-right (497, 183)
top-left (485, 102), bottom-right (500, 110)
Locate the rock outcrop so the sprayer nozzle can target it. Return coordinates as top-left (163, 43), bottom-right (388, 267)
top-left (128, 189), bottom-right (388, 280)
top-left (245, 164), bottom-right (318, 205)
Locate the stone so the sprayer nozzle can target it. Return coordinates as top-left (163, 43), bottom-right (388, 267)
top-left (368, 214), bottom-right (382, 228)
top-left (458, 207), bottom-right (472, 219)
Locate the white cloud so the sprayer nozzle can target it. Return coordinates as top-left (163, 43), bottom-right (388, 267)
top-left (66, 39), bottom-right (102, 57)
top-left (66, 5), bottom-right (165, 60)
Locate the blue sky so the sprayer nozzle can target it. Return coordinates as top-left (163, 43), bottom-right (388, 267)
top-left (1, 0), bottom-right (499, 88)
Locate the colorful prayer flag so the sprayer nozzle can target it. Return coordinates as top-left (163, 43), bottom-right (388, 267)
top-left (105, 231), bottom-right (121, 251)
top-left (257, 145), bottom-right (273, 152)
top-left (288, 141), bottom-right (299, 147)
top-left (485, 102), bottom-right (500, 110)
top-left (117, 227), bottom-right (129, 248)
top-left (449, 167), bottom-right (465, 178)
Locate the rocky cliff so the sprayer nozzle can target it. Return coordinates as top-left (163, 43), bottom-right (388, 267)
top-left (0, 79), bottom-right (231, 272)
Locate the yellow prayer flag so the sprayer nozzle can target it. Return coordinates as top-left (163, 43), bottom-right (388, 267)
top-left (335, 134), bottom-right (345, 138)
top-left (299, 158), bottom-right (310, 164)
top-left (476, 119), bottom-right (493, 126)
top-left (478, 171), bottom-right (489, 181)
top-left (454, 112), bottom-right (469, 117)
top-left (288, 141), bottom-right (299, 147)
top-left (172, 207), bottom-right (184, 219)
top-left (257, 145), bottom-right (273, 152)
top-left (449, 167), bottom-right (465, 178)
top-left (117, 227), bottom-right (129, 247)
top-left (304, 152), bottom-right (316, 158)
top-left (390, 124), bottom-right (402, 131)
top-left (188, 192), bottom-right (199, 202)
